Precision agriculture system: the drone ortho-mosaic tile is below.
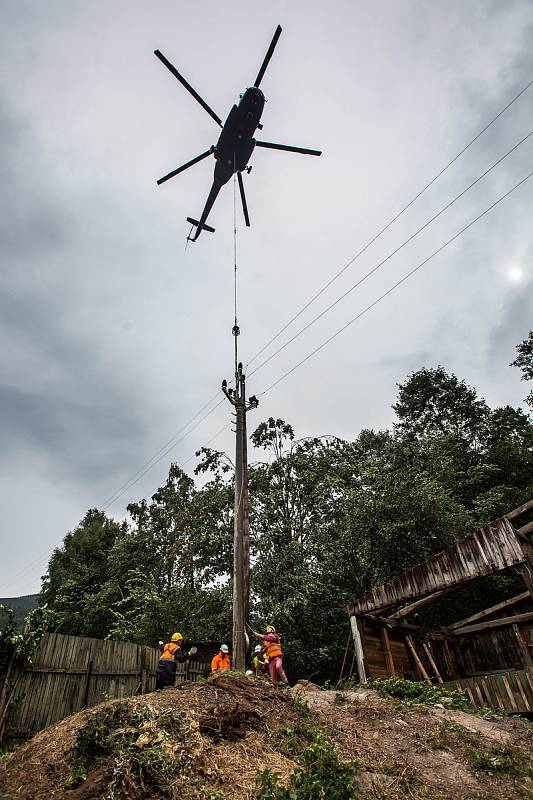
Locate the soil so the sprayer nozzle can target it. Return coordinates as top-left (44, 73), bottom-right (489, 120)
top-left (1, 675), bottom-right (532, 800)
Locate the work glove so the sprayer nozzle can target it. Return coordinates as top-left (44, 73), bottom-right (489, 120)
top-left (188, 646), bottom-right (198, 657)
top-left (158, 641), bottom-right (164, 646)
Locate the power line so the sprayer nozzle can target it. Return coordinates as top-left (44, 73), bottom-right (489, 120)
top-left (246, 76), bottom-right (533, 368)
top-left (259, 170), bottom-right (533, 397)
top-left (248, 131), bottom-right (533, 379)
top-left (102, 396), bottom-right (226, 510)
top-left (1, 420), bottom-right (233, 597)
top-left (101, 389), bottom-right (223, 509)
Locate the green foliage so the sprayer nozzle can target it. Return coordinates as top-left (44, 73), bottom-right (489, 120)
top-left (39, 355), bottom-right (533, 684)
top-left (0, 603), bottom-right (53, 665)
top-left (464, 746), bottom-right (529, 776)
top-left (256, 733), bottom-right (361, 800)
top-left (511, 330), bottom-right (533, 409)
top-left (367, 677), bottom-right (468, 709)
top-left (74, 701), bottom-right (200, 799)
top-left (0, 595), bottom-right (38, 630)
top-left (63, 759), bottom-right (87, 789)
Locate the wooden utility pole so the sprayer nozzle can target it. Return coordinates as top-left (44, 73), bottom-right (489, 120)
top-left (222, 323), bottom-right (258, 670)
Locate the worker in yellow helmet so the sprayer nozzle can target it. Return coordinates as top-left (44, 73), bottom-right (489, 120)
top-left (155, 632), bottom-right (197, 690)
top-left (252, 625), bottom-right (288, 688)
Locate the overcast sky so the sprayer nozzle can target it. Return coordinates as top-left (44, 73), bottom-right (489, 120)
top-left (1, 0), bottom-right (532, 597)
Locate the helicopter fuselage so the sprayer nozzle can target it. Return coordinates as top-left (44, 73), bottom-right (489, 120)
top-left (213, 86), bottom-right (265, 185)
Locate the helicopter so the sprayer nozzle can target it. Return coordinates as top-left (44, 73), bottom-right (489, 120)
top-left (154, 25), bottom-right (322, 242)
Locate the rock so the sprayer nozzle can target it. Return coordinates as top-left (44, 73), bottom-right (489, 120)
top-left (353, 772), bottom-right (395, 790)
top-left (440, 696), bottom-right (455, 706)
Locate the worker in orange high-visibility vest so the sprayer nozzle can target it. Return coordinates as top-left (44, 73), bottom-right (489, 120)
top-left (211, 643), bottom-right (231, 672)
top-left (252, 625), bottom-right (288, 687)
top-left (155, 632), bottom-right (197, 690)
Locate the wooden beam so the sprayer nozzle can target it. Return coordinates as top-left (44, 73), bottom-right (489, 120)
top-left (380, 626), bottom-right (395, 676)
top-left (405, 634), bottom-right (431, 685)
top-left (453, 610), bottom-right (533, 636)
top-left (512, 624), bottom-right (533, 668)
top-left (389, 586), bottom-right (457, 620)
top-left (363, 613), bottom-right (419, 631)
top-left (506, 498), bottom-right (533, 520)
top-left (423, 642), bottom-right (443, 683)
top-left (349, 615), bottom-right (367, 683)
top-left (448, 592), bottom-right (530, 630)
top-left (516, 563), bottom-right (533, 600)
top-left (518, 520), bottom-right (533, 536)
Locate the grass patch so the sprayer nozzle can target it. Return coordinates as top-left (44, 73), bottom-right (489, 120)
top-left (256, 733), bottom-right (361, 799)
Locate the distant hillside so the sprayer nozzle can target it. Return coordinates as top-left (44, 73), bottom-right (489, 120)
top-left (0, 594), bottom-right (39, 628)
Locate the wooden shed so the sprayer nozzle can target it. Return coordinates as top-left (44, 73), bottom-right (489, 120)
top-left (345, 500), bottom-right (533, 712)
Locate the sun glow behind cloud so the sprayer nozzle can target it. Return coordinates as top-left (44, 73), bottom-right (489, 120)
top-left (507, 266), bottom-right (524, 282)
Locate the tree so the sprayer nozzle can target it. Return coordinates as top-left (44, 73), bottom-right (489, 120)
top-left (511, 330), bottom-right (533, 409)
top-left (40, 510), bottom-right (126, 638)
top-left (393, 367), bottom-right (489, 444)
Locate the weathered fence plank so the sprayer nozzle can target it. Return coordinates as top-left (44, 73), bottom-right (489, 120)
top-left (3, 633), bottom-right (211, 745)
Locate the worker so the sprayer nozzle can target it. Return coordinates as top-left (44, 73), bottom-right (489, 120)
top-left (155, 632), bottom-right (197, 690)
top-left (252, 625), bottom-right (288, 688)
top-left (252, 644), bottom-right (267, 676)
top-left (211, 643), bottom-right (231, 672)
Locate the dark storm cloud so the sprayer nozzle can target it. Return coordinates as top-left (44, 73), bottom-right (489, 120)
top-left (487, 274), bottom-right (533, 375)
top-left (0, 96), bottom-right (147, 485)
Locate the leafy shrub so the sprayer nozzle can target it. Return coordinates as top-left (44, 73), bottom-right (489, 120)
top-left (366, 677), bottom-right (468, 709)
top-left (256, 733), bottom-right (361, 799)
top-left (465, 746), bottom-right (529, 775)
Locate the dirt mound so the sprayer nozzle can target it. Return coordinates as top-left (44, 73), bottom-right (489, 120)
top-left (1, 675), bottom-right (532, 800)
top-left (0, 674), bottom-right (297, 800)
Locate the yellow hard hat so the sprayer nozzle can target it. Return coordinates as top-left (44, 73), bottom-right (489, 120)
top-left (265, 625), bottom-right (276, 633)
top-left (171, 632), bottom-right (183, 642)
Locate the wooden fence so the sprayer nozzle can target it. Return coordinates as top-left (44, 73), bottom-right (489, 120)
top-left (443, 668), bottom-right (533, 713)
top-left (2, 633), bottom-right (210, 745)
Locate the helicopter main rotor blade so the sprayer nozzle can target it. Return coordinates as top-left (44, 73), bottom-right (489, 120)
top-left (154, 49), bottom-right (223, 127)
top-left (255, 140), bottom-right (322, 156)
top-left (157, 148), bottom-right (213, 185)
top-left (237, 172), bottom-right (250, 227)
top-left (254, 25), bottom-right (282, 88)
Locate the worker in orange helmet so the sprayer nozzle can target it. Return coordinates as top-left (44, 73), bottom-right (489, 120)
top-left (211, 643), bottom-right (231, 672)
top-left (155, 632), bottom-right (197, 690)
top-left (252, 625), bottom-right (288, 688)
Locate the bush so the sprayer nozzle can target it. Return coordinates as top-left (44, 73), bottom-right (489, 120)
top-left (366, 677), bottom-right (468, 709)
top-left (256, 733), bottom-right (361, 799)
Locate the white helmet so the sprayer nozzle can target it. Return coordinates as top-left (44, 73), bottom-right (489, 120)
top-left (220, 644), bottom-right (229, 653)
top-left (254, 645), bottom-right (262, 653)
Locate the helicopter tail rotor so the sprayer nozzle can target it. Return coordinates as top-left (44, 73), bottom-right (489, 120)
top-left (254, 25), bottom-right (282, 88)
top-left (186, 217), bottom-right (215, 234)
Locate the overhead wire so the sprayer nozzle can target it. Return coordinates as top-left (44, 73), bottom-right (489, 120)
top-left (258, 169), bottom-right (533, 397)
top-left (4, 79), bottom-right (532, 597)
top-left (102, 396), bottom-right (227, 510)
top-left (247, 130), bottom-right (533, 379)
top-left (101, 389), bottom-right (223, 509)
top-left (2, 419), bottom-right (234, 598)
top-left (246, 76), bottom-right (533, 369)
